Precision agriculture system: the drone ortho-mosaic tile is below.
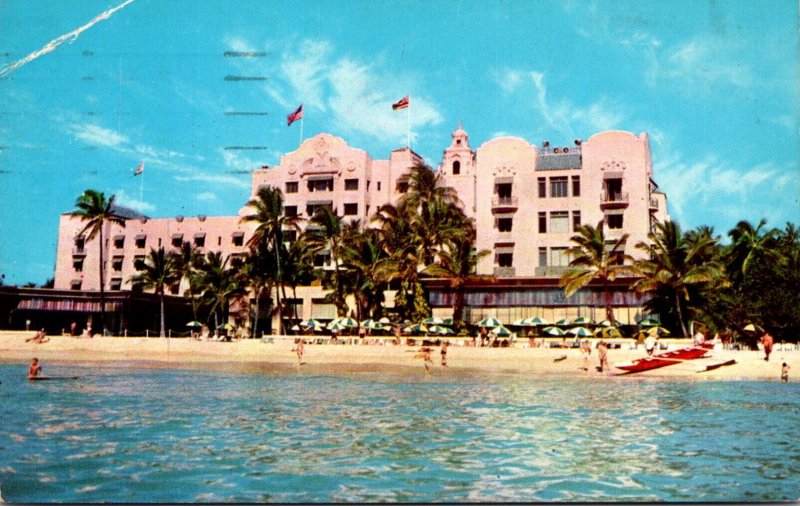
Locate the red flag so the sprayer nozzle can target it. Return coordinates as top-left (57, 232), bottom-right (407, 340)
top-left (133, 161), bottom-right (144, 176)
top-left (287, 104), bottom-right (303, 126)
top-left (392, 95), bottom-right (409, 110)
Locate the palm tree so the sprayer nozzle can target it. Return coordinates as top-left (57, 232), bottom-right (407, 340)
top-left (241, 186), bottom-right (301, 334)
top-left (72, 189), bottom-right (126, 334)
top-left (191, 251), bottom-right (246, 333)
top-left (240, 247), bottom-right (275, 338)
top-left (302, 207), bottom-right (351, 316)
top-left (339, 226), bottom-right (387, 321)
top-left (560, 221), bottom-right (632, 326)
top-left (727, 219), bottom-right (779, 283)
top-left (172, 241), bottom-right (202, 321)
top-left (632, 220), bottom-right (726, 337)
top-left (422, 225), bottom-right (490, 325)
top-left (129, 247), bottom-right (180, 337)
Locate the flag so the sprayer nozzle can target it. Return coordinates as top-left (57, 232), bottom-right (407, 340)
top-left (133, 161), bottom-right (144, 176)
top-left (392, 95), bottom-right (409, 110)
top-left (287, 104), bottom-right (303, 126)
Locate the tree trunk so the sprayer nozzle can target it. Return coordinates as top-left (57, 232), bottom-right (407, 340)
top-left (604, 278), bottom-right (616, 327)
top-left (675, 292), bottom-right (689, 337)
top-left (98, 225), bottom-right (106, 335)
top-left (274, 238), bottom-right (284, 335)
top-left (252, 286), bottom-right (261, 339)
top-left (159, 291), bottom-right (166, 338)
top-left (453, 284), bottom-right (465, 323)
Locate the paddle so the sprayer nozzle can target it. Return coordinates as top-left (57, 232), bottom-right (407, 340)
top-left (28, 376), bottom-right (80, 381)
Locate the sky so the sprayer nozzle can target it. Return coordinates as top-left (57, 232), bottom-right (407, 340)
top-left (0, 0), bottom-right (798, 285)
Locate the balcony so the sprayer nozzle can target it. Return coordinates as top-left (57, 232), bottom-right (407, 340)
top-left (491, 196), bottom-right (518, 212)
top-left (493, 266), bottom-right (516, 277)
top-left (649, 197), bottom-right (659, 210)
top-left (72, 247), bottom-right (87, 256)
top-left (600, 191), bottom-right (629, 209)
top-left (534, 266), bottom-right (569, 277)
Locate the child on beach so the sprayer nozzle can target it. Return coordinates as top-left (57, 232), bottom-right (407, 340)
top-left (781, 363), bottom-right (789, 383)
top-left (597, 340), bottom-right (609, 373)
top-left (580, 340), bottom-right (591, 371)
top-left (414, 347), bottom-right (433, 375)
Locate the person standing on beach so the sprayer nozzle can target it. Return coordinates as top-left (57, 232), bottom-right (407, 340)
top-left (296, 338), bottom-right (305, 365)
top-left (580, 339), bottom-right (591, 371)
top-left (440, 340), bottom-right (449, 367)
top-left (414, 347), bottom-right (433, 374)
top-left (28, 358), bottom-right (42, 379)
top-left (760, 331), bottom-right (774, 361)
top-left (781, 362), bottom-right (789, 382)
top-left (644, 334), bottom-right (657, 356)
top-left (597, 340), bottom-right (609, 373)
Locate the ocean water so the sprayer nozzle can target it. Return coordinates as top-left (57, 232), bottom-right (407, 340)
top-left (0, 362), bottom-right (798, 503)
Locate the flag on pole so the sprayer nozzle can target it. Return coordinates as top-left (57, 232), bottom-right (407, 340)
top-left (287, 104), bottom-right (303, 126)
top-left (392, 95), bottom-right (410, 110)
top-left (133, 161), bottom-right (144, 176)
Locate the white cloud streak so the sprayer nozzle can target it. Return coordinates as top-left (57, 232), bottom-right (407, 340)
top-left (0, 0), bottom-right (136, 79)
top-left (113, 188), bottom-right (156, 214)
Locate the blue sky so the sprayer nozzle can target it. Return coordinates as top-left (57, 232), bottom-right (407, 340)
top-left (1, 0), bottom-right (798, 285)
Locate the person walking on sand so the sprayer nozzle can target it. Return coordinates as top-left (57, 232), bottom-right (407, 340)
top-left (760, 331), bottom-right (774, 361)
top-left (28, 358), bottom-right (43, 379)
top-left (580, 339), bottom-right (591, 371)
top-left (414, 347), bottom-right (433, 375)
top-left (781, 362), bottom-right (789, 383)
top-left (440, 340), bottom-right (449, 367)
top-left (597, 340), bottom-right (609, 373)
top-left (644, 334), bottom-right (657, 356)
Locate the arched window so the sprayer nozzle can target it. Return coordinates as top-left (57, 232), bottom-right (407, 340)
top-left (452, 160), bottom-right (461, 175)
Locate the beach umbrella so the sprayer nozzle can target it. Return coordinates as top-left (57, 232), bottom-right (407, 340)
top-left (290, 324), bottom-right (300, 331)
top-left (596, 319), bottom-right (613, 327)
top-left (596, 327), bottom-right (622, 338)
top-left (327, 321), bottom-right (347, 332)
top-left (491, 325), bottom-right (512, 336)
top-left (638, 317), bottom-right (661, 327)
top-left (300, 318), bottom-right (322, 328)
top-left (422, 316), bottom-right (444, 325)
top-left (647, 326), bottom-right (670, 337)
top-left (743, 323), bottom-right (764, 333)
top-left (378, 317), bottom-right (392, 325)
top-left (186, 321), bottom-right (202, 328)
top-left (337, 317), bottom-right (359, 328)
top-left (511, 318), bottom-right (531, 326)
top-left (568, 326), bottom-right (593, 337)
top-left (309, 321), bottom-right (327, 332)
top-left (442, 317), bottom-right (455, 326)
top-left (554, 318), bottom-right (572, 326)
top-left (523, 316), bottom-right (549, 326)
top-left (361, 319), bottom-right (383, 330)
top-left (477, 317), bottom-right (502, 328)
top-left (403, 323), bottom-right (428, 334)
top-left (543, 326), bottom-right (566, 337)
top-left (428, 325), bottom-right (453, 335)
top-left (571, 316), bottom-right (594, 325)
top-left (218, 323), bottom-right (234, 331)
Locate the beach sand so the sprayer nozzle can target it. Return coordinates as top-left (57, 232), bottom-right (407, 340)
top-left (1, 331), bottom-right (796, 381)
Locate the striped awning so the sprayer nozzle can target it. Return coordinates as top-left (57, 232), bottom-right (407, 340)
top-left (194, 232), bottom-right (206, 238)
top-left (17, 298), bottom-right (122, 313)
top-left (306, 175), bottom-right (334, 181)
top-left (494, 177), bottom-right (514, 184)
top-left (232, 231), bottom-right (245, 237)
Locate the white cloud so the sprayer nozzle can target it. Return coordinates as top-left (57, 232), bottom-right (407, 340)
top-left (113, 188), bottom-right (156, 214)
top-left (71, 123), bottom-right (128, 147)
top-left (196, 192), bottom-right (217, 202)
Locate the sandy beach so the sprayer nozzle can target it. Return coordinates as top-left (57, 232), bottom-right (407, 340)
top-left (2, 330), bottom-right (796, 381)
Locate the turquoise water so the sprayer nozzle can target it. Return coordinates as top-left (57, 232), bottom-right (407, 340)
top-left (1, 363), bottom-right (798, 503)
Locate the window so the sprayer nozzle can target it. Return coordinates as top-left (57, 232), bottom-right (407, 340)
top-left (538, 177), bottom-right (546, 198)
top-left (110, 278), bottom-right (122, 291)
top-left (313, 252), bottom-right (329, 267)
top-left (284, 229), bottom-right (297, 242)
top-left (112, 256), bottom-right (124, 272)
top-left (607, 213), bottom-right (624, 229)
top-left (538, 212), bottom-right (547, 233)
top-left (308, 178), bottom-right (333, 192)
top-left (73, 258), bottom-right (84, 272)
top-left (169, 283), bottom-right (180, 295)
top-left (344, 203), bottom-right (358, 216)
top-left (495, 183), bottom-right (512, 198)
top-left (550, 176), bottom-right (568, 197)
top-left (171, 235), bottom-right (183, 248)
top-left (134, 255), bottom-right (146, 270)
top-left (377, 181), bottom-right (381, 191)
top-left (456, 139), bottom-right (462, 145)
top-left (285, 181), bottom-right (298, 193)
top-left (497, 217), bottom-right (513, 232)
top-left (551, 247), bottom-right (570, 267)
top-left (604, 178), bottom-right (623, 201)
top-left (538, 247), bottom-right (548, 267)
top-left (74, 236), bottom-right (86, 252)
top-left (453, 160), bottom-right (461, 175)
top-left (572, 211), bottom-right (581, 232)
top-left (345, 179), bottom-right (359, 191)
top-left (396, 181), bottom-right (409, 193)
top-left (232, 233), bottom-right (244, 247)
top-left (285, 205), bottom-right (297, 217)
top-left (306, 202), bottom-right (333, 216)
top-left (70, 280), bottom-right (82, 291)
top-left (113, 236), bottom-right (125, 249)
top-left (550, 211), bottom-right (569, 233)
top-left (217, 236), bottom-right (221, 246)
top-left (231, 254), bottom-right (245, 268)
top-left (572, 176), bottom-right (581, 197)
top-left (367, 180), bottom-right (371, 191)
top-left (497, 253), bottom-right (514, 267)
top-left (135, 235), bottom-right (146, 249)
top-left (194, 234), bottom-right (206, 248)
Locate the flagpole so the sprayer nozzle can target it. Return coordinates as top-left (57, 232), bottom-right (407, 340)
top-left (300, 115), bottom-right (304, 146)
top-left (407, 95), bottom-right (411, 150)
top-left (139, 167), bottom-right (144, 204)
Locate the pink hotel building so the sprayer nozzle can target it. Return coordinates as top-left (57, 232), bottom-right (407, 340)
top-left (53, 124), bottom-right (669, 329)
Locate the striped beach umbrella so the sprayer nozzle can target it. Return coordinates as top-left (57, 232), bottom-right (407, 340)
top-left (337, 317), bottom-right (359, 328)
top-left (300, 318), bottom-right (322, 328)
top-left (442, 317), bottom-right (455, 326)
top-left (543, 326), bottom-right (566, 337)
top-left (378, 317), bottom-right (392, 325)
top-left (571, 316), bottom-right (594, 325)
top-left (647, 326), bottom-right (670, 337)
top-left (186, 321), bottom-right (203, 328)
top-left (596, 327), bottom-right (622, 338)
top-left (568, 326), bottom-right (593, 337)
top-left (477, 317), bottom-right (502, 328)
top-left (596, 319), bottom-right (613, 327)
top-left (523, 316), bottom-right (549, 326)
top-left (638, 317), bottom-right (661, 327)
top-left (422, 316), bottom-right (444, 325)
top-left (491, 325), bottom-right (512, 336)
top-left (403, 323), bottom-right (428, 334)
top-left (428, 325), bottom-right (453, 335)
top-left (327, 321), bottom-right (347, 332)
top-left (308, 321), bottom-right (327, 332)
top-left (361, 319), bottom-right (383, 330)
top-left (554, 318), bottom-right (572, 326)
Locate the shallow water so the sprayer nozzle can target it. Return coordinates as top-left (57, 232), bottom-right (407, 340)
top-left (1, 362), bottom-right (798, 502)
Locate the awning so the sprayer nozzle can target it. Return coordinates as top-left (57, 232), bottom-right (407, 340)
top-left (194, 232), bottom-right (206, 238)
top-left (135, 234), bottom-right (146, 240)
top-left (494, 212), bottom-right (515, 219)
top-left (306, 175), bottom-right (334, 181)
top-left (307, 200), bottom-right (333, 206)
top-left (603, 171), bottom-right (624, 179)
top-left (113, 235), bottom-right (125, 241)
top-left (495, 245), bottom-right (515, 254)
top-left (171, 233), bottom-right (183, 239)
top-left (232, 231), bottom-right (245, 238)
top-left (17, 298), bottom-right (122, 313)
top-left (604, 209), bottom-right (625, 216)
top-left (494, 177), bottom-right (514, 184)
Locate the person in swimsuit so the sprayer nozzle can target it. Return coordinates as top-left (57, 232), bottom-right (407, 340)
top-left (28, 358), bottom-right (43, 379)
top-left (781, 362), bottom-right (789, 383)
top-left (440, 340), bottom-right (449, 367)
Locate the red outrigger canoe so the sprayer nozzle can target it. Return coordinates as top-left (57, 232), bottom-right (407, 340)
top-left (615, 343), bottom-right (714, 374)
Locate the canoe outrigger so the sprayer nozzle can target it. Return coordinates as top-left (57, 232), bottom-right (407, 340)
top-left (615, 343), bottom-right (714, 374)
